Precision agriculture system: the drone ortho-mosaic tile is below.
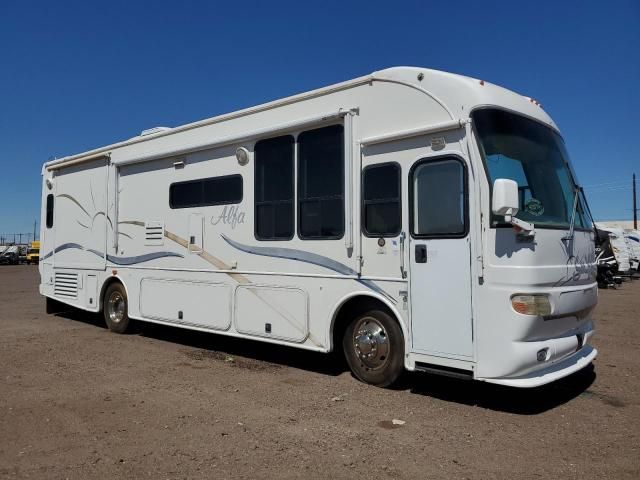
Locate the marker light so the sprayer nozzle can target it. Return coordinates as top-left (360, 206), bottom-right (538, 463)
top-left (236, 147), bottom-right (250, 166)
top-left (511, 294), bottom-right (551, 316)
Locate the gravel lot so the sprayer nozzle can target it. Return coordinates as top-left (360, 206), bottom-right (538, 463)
top-left (0, 265), bottom-right (638, 479)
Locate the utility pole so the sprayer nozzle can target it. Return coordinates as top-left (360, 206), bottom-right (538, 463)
top-left (34, 220), bottom-right (37, 242)
top-left (634, 173), bottom-right (637, 230)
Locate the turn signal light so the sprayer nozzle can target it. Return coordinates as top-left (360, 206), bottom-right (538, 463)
top-left (511, 295), bottom-right (551, 316)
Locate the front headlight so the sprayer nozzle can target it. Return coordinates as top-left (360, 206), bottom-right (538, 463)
top-left (511, 294), bottom-right (551, 316)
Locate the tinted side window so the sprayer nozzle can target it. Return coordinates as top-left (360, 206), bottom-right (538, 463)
top-left (255, 135), bottom-right (294, 240)
top-left (412, 159), bottom-right (466, 237)
top-left (363, 163), bottom-right (401, 237)
top-left (298, 125), bottom-right (344, 239)
top-left (170, 175), bottom-right (242, 209)
top-left (170, 180), bottom-right (202, 208)
top-left (46, 194), bottom-right (54, 228)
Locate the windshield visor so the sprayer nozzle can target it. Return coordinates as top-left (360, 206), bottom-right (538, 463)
top-left (473, 108), bottom-right (590, 229)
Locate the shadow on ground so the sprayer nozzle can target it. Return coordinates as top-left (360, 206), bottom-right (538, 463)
top-left (53, 307), bottom-right (107, 329)
top-left (54, 307), bottom-right (595, 414)
top-left (405, 365), bottom-right (596, 415)
top-left (140, 320), bottom-right (345, 377)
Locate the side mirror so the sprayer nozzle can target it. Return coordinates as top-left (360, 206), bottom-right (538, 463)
top-left (492, 179), bottom-right (519, 217)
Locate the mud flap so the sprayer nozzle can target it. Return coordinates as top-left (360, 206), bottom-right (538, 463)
top-left (46, 296), bottom-right (70, 315)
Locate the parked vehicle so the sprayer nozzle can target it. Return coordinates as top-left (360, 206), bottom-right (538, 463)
top-left (0, 246), bottom-right (20, 265)
top-left (26, 241), bottom-right (40, 264)
top-left (39, 67), bottom-right (597, 388)
top-left (595, 228), bottom-right (622, 288)
top-left (624, 231), bottom-right (640, 274)
top-left (597, 227), bottom-right (631, 276)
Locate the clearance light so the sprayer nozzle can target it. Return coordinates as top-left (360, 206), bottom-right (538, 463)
top-left (511, 294), bottom-right (551, 316)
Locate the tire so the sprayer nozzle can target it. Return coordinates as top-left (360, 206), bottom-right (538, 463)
top-left (342, 309), bottom-right (404, 387)
top-left (103, 282), bottom-right (131, 333)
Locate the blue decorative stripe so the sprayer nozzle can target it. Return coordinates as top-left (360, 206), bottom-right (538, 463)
top-left (221, 234), bottom-right (358, 276)
top-left (40, 243), bottom-right (83, 261)
top-left (221, 234), bottom-right (396, 303)
top-left (42, 243), bottom-right (183, 264)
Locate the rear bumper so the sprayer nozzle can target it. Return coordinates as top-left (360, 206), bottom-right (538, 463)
top-left (478, 345), bottom-right (597, 388)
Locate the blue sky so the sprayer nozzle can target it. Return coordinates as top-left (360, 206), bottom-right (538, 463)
top-left (0, 0), bottom-right (638, 237)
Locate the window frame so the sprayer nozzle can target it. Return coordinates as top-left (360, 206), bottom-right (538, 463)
top-left (169, 174), bottom-right (243, 209)
top-left (361, 162), bottom-right (402, 238)
top-left (46, 194), bottom-right (54, 229)
top-left (254, 135), bottom-right (295, 241)
top-left (296, 124), bottom-right (345, 241)
top-left (409, 155), bottom-right (469, 240)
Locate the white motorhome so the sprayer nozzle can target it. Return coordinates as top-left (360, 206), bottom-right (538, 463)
top-left (39, 67), bottom-right (597, 388)
top-left (596, 226), bottom-right (632, 274)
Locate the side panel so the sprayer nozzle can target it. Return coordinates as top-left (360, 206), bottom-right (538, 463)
top-left (139, 278), bottom-right (232, 330)
top-left (52, 159), bottom-right (109, 270)
top-left (361, 129), bottom-right (475, 361)
top-left (234, 285), bottom-right (308, 342)
top-left (39, 78), bottom-right (451, 362)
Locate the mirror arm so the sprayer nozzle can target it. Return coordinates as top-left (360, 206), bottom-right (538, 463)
top-left (505, 213), bottom-right (535, 237)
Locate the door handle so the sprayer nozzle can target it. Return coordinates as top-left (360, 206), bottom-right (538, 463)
top-left (415, 245), bottom-right (427, 263)
top-left (399, 232), bottom-right (407, 279)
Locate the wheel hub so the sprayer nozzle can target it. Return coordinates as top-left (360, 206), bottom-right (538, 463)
top-left (107, 292), bottom-right (125, 323)
top-left (353, 317), bottom-right (390, 370)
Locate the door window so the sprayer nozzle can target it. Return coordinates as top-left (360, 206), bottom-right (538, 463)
top-left (411, 158), bottom-right (467, 238)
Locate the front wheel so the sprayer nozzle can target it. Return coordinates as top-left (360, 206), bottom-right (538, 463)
top-left (103, 283), bottom-right (131, 333)
top-left (343, 310), bottom-right (405, 387)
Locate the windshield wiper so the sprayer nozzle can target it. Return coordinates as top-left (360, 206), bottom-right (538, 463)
top-left (580, 187), bottom-right (600, 241)
top-left (563, 186), bottom-right (581, 243)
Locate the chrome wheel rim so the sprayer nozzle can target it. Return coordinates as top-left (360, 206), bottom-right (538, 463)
top-left (107, 291), bottom-right (126, 324)
top-left (353, 316), bottom-right (390, 371)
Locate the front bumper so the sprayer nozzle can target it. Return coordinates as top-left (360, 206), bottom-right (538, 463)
top-left (478, 344), bottom-right (597, 388)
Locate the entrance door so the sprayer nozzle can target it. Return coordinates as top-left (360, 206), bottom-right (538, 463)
top-left (409, 156), bottom-right (473, 358)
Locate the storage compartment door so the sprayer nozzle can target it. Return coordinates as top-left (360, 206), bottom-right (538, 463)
top-left (140, 278), bottom-right (231, 330)
top-left (234, 285), bottom-right (308, 343)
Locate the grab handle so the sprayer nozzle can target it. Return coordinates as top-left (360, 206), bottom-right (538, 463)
top-left (399, 232), bottom-right (407, 279)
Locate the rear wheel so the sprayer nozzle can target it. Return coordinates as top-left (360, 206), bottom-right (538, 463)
top-left (103, 283), bottom-right (131, 333)
top-left (343, 309), bottom-right (404, 387)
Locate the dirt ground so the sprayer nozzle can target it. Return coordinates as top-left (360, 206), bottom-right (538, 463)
top-left (0, 265), bottom-right (638, 479)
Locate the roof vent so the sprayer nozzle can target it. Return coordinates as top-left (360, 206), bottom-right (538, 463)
top-left (140, 126), bottom-right (171, 136)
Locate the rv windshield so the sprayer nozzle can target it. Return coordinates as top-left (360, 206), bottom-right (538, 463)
top-left (473, 108), bottom-right (590, 229)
